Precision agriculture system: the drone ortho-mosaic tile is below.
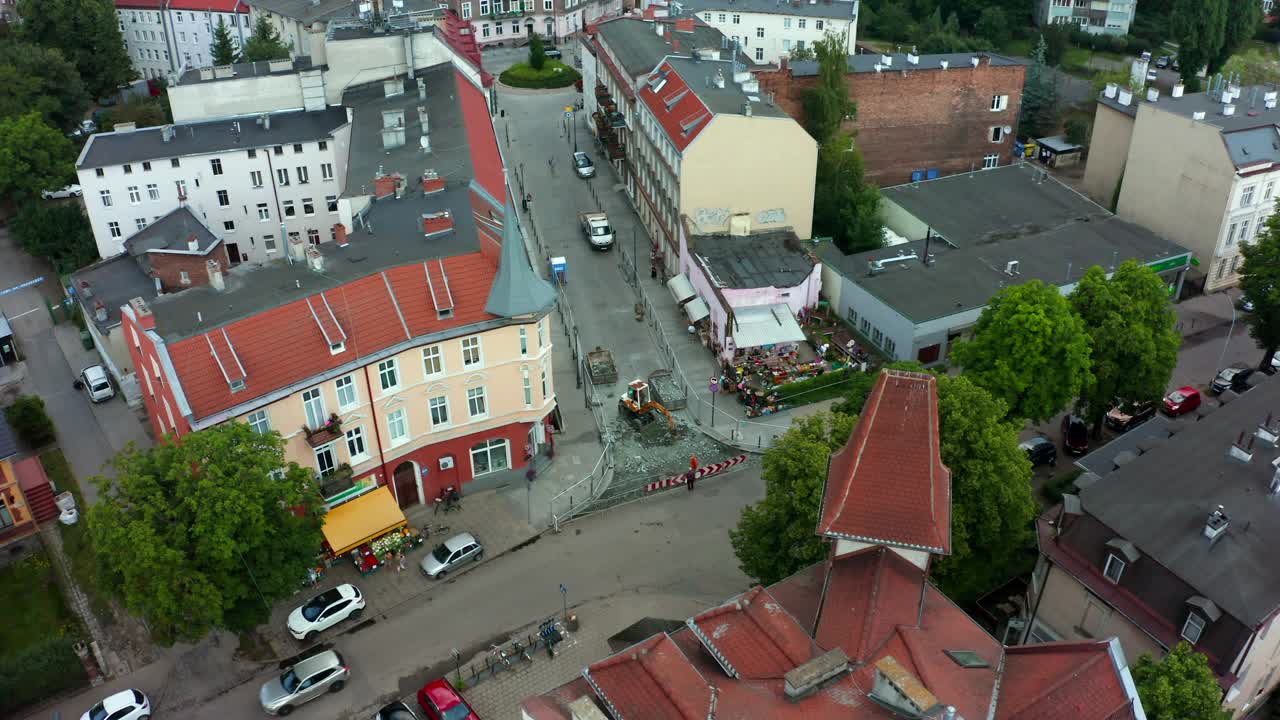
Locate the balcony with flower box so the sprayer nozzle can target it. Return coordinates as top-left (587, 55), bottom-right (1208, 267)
top-left (304, 413), bottom-right (343, 448)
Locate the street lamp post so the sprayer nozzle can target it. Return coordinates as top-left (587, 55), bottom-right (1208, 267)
top-left (709, 376), bottom-right (720, 428)
top-left (1216, 293), bottom-right (1238, 374)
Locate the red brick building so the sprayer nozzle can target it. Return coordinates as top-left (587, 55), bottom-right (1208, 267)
top-left (757, 52), bottom-right (1026, 186)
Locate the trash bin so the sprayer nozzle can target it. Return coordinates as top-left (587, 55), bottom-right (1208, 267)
top-left (566, 613), bottom-right (579, 632)
top-left (80, 330), bottom-right (93, 351)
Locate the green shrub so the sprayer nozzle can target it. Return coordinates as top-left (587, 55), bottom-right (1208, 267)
top-left (528, 32), bottom-right (546, 71)
top-left (499, 61), bottom-right (581, 89)
top-left (0, 636), bottom-right (88, 715)
top-left (5, 395), bottom-right (56, 448)
top-left (774, 368), bottom-right (856, 405)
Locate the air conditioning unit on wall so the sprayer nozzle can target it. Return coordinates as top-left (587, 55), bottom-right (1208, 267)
top-left (439, 456), bottom-right (455, 470)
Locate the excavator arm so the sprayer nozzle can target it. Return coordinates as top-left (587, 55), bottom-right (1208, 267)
top-left (640, 401), bottom-right (676, 431)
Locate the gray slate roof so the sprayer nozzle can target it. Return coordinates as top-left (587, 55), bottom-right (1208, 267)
top-left (123, 206), bottom-right (218, 256)
top-left (0, 415), bottom-right (19, 460)
top-left (595, 17), bottom-right (744, 78)
top-left (672, 0), bottom-right (858, 21)
top-left (1224, 126), bottom-right (1280, 168)
top-left (819, 163), bottom-right (1191, 322)
top-left (1080, 376), bottom-right (1280, 626)
top-left (70, 253), bottom-right (157, 333)
top-left (691, 230), bottom-right (815, 289)
top-left (664, 56), bottom-right (790, 119)
top-left (790, 51), bottom-right (1022, 77)
top-left (175, 57), bottom-right (318, 86)
top-left (78, 107), bottom-right (350, 170)
top-left (485, 198), bottom-right (558, 318)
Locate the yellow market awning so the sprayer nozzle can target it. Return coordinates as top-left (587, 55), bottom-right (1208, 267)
top-left (322, 485), bottom-right (407, 556)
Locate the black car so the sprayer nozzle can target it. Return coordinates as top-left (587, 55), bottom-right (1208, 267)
top-left (1061, 414), bottom-right (1089, 455)
top-left (1105, 400), bottom-right (1156, 432)
top-left (1020, 436), bottom-right (1058, 468)
top-left (375, 700), bottom-right (420, 720)
top-left (544, 46), bottom-right (563, 59)
top-left (1211, 365), bottom-right (1256, 395)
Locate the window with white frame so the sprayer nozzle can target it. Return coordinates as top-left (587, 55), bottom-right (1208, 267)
top-left (462, 337), bottom-right (482, 367)
top-left (175, 179), bottom-right (186, 197)
top-left (1240, 220), bottom-right (1251, 244)
top-left (471, 438), bottom-right (509, 476)
top-left (246, 409), bottom-right (271, 434)
top-left (755, 27), bottom-right (764, 37)
top-left (523, 369), bottom-right (533, 406)
top-left (1181, 612), bottom-right (1206, 644)
top-left (135, 217), bottom-right (148, 231)
top-left (250, 170), bottom-right (263, 187)
top-left (783, 17), bottom-right (791, 27)
top-left (462, 1), bottom-right (472, 18)
top-left (798, 18), bottom-right (806, 28)
top-left (718, 12), bottom-right (726, 21)
top-left (815, 19), bottom-right (823, 29)
top-left (429, 395), bottom-right (449, 425)
top-left (308, 228), bottom-right (320, 245)
top-left (210, 158), bottom-right (223, 175)
top-left (297, 166), bottom-right (309, 184)
top-left (283, 200), bottom-right (295, 217)
top-left (989, 126), bottom-right (1005, 142)
top-left (983, 154), bottom-right (999, 169)
top-left (543, 0), bottom-right (551, 8)
top-left (422, 345), bottom-right (444, 376)
top-left (257, 203), bottom-right (270, 221)
top-left (388, 408), bottom-right (409, 445)
top-left (1228, 222), bottom-right (1239, 246)
top-left (755, 47), bottom-right (763, 61)
top-left (1242, 184), bottom-right (1257, 207)
top-left (345, 426), bottom-right (368, 462)
top-left (217, 189), bottom-right (229, 206)
top-left (303, 198), bottom-right (315, 216)
top-left (335, 374), bottom-right (357, 410)
top-left (276, 167), bottom-right (290, 186)
top-left (1103, 554), bottom-right (1125, 583)
top-left (467, 386), bottom-right (488, 418)
top-left (101, 189), bottom-right (112, 207)
top-left (377, 358), bottom-right (399, 392)
top-left (322, 163), bottom-right (334, 180)
top-left (327, 195), bottom-right (338, 212)
top-left (541, 361), bottom-right (548, 397)
top-left (991, 94), bottom-right (1008, 111)
top-left (108, 222), bottom-right (121, 238)
top-left (302, 387), bottom-right (325, 429)
top-left (732, 13), bottom-right (740, 23)
top-left (314, 443), bottom-right (337, 476)
top-left (480, 0), bottom-right (489, 13)
top-left (1266, 180), bottom-right (1276, 200)
top-left (147, 183), bottom-right (160, 200)
top-left (519, 328), bottom-right (528, 356)
top-left (128, 186), bottom-right (141, 204)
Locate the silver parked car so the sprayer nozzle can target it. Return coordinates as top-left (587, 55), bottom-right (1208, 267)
top-left (419, 532), bottom-right (483, 578)
top-left (260, 649), bottom-right (349, 716)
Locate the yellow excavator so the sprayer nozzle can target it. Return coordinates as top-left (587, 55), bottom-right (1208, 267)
top-left (619, 379), bottom-right (676, 431)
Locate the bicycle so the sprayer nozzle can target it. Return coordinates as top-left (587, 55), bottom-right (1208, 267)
top-left (491, 643), bottom-right (512, 671)
top-left (421, 523), bottom-right (450, 537)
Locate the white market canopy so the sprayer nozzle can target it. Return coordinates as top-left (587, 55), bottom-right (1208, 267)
top-left (667, 274), bottom-right (696, 305)
top-left (684, 296), bottom-right (710, 323)
top-left (731, 303), bottom-right (807, 350)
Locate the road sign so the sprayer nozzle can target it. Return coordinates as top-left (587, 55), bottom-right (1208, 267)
top-left (564, 105), bottom-right (573, 113)
top-left (564, 110), bottom-right (572, 119)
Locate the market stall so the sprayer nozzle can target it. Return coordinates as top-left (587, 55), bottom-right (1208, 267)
top-left (320, 485), bottom-right (419, 576)
top-left (724, 304), bottom-right (827, 417)
top-left (667, 274), bottom-right (696, 307)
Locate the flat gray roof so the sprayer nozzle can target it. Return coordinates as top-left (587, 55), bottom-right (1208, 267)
top-left (664, 56), bottom-right (790, 119)
top-left (691, 230), bottom-right (814, 289)
top-left (820, 163), bottom-right (1191, 323)
top-left (77, 107), bottom-right (350, 170)
top-left (250, 0), bottom-right (377, 25)
top-left (672, 0), bottom-right (858, 21)
top-left (175, 57), bottom-right (318, 86)
top-left (1081, 377), bottom-right (1280, 626)
top-left (1036, 134), bottom-right (1082, 153)
top-left (71, 253), bottom-right (157, 333)
top-left (790, 51), bottom-right (1022, 77)
top-left (595, 17), bottom-right (742, 78)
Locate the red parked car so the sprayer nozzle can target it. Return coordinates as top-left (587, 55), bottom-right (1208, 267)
top-left (1163, 386), bottom-right (1202, 416)
top-left (417, 678), bottom-right (480, 720)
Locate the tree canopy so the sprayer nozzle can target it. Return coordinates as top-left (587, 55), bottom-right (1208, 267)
top-left (803, 33), bottom-right (855, 146)
top-left (1131, 643), bottom-right (1231, 720)
top-left (89, 423), bottom-right (325, 644)
top-left (929, 374), bottom-right (1037, 603)
top-left (1069, 262), bottom-right (1179, 435)
top-left (528, 32), bottom-right (547, 71)
top-left (950, 279), bottom-right (1093, 423)
top-left (1170, 0), bottom-right (1227, 90)
top-left (210, 16), bottom-right (238, 66)
top-left (1211, 0), bottom-right (1263, 73)
top-left (0, 39), bottom-right (89, 133)
top-left (1018, 35), bottom-right (1061, 140)
top-left (0, 112), bottom-right (76, 202)
top-left (728, 411), bottom-right (855, 585)
top-left (241, 15), bottom-right (291, 63)
top-left (11, 203), bottom-right (98, 275)
top-left (1240, 200), bottom-right (1280, 370)
top-left (16, 0), bottom-right (133, 99)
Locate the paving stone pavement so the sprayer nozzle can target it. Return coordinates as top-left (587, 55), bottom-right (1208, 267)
top-left (38, 524), bottom-right (124, 680)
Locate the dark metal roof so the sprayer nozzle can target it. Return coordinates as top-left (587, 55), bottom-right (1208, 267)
top-left (691, 230), bottom-right (815, 289)
top-left (663, 56), bottom-right (790, 119)
top-left (673, 0), bottom-right (858, 21)
top-left (70, 253), bottom-right (158, 333)
top-left (790, 51), bottom-right (1023, 77)
top-left (485, 197), bottom-right (557, 317)
top-left (175, 56), bottom-right (319, 86)
top-left (0, 416), bottom-right (19, 460)
top-left (595, 17), bottom-right (744, 78)
top-left (77, 107), bottom-right (350, 170)
top-left (123, 206), bottom-right (219, 256)
top-left (1079, 376), bottom-right (1280, 627)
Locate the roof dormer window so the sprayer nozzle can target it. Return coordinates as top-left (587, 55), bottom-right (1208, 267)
top-left (1181, 596), bottom-right (1221, 645)
top-left (1103, 538), bottom-right (1139, 584)
top-left (1182, 612), bottom-right (1206, 644)
top-left (1103, 554), bottom-right (1126, 584)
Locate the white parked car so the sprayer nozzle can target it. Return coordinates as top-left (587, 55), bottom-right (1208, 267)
top-left (81, 688), bottom-right (150, 720)
top-left (80, 364), bottom-right (115, 403)
top-left (287, 583), bottom-right (365, 641)
top-left (41, 184), bottom-right (82, 200)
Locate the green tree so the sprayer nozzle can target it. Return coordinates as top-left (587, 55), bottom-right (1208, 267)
top-left (1171, 0), bottom-right (1227, 91)
top-left (1064, 116), bottom-right (1090, 146)
top-left (728, 412), bottom-right (856, 585)
top-left (101, 95), bottom-right (167, 130)
top-left (240, 15), bottom-right (291, 63)
top-left (1069, 262), bottom-right (1179, 435)
top-left (1211, 0), bottom-right (1263, 72)
top-left (0, 112), bottom-right (76, 202)
top-left (814, 137), bottom-right (885, 254)
top-left (4, 395), bottom-right (56, 448)
top-left (803, 33), bottom-right (854, 146)
top-left (1240, 200), bottom-right (1280, 370)
top-left (951, 280), bottom-right (1093, 423)
top-left (89, 423), bottom-right (325, 644)
top-left (11, 203), bottom-right (97, 274)
top-left (528, 32), bottom-right (547, 71)
top-left (210, 16), bottom-right (237, 66)
top-left (1019, 35), bottom-right (1061, 140)
top-left (872, 3), bottom-right (916, 42)
top-left (0, 39), bottom-right (90, 133)
top-left (832, 360), bottom-right (924, 415)
top-left (975, 6), bottom-right (1011, 48)
top-left (16, 0), bottom-right (133, 99)
top-left (1222, 48), bottom-right (1280, 87)
top-left (930, 374), bottom-right (1038, 603)
top-left (1131, 643), bottom-right (1232, 720)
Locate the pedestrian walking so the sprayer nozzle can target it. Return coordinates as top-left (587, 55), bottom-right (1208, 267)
top-left (686, 469), bottom-right (696, 491)
top-left (548, 156), bottom-right (556, 174)
top-left (396, 550), bottom-right (406, 572)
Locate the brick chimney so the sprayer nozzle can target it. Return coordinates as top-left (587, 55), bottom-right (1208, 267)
top-left (643, 6), bottom-right (656, 20)
top-left (128, 297), bottom-right (155, 329)
top-left (334, 223), bottom-right (349, 246)
top-left (374, 174), bottom-right (398, 199)
top-left (422, 210), bottom-right (454, 237)
top-left (422, 170), bottom-right (446, 194)
top-left (674, 17), bottom-right (694, 32)
top-left (186, 234), bottom-right (200, 252)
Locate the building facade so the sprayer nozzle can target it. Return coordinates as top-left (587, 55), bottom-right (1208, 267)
top-left (1038, 0), bottom-right (1136, 34)
top-left (672, 0), bottom-right (858, 64)
top-left (1027, 379), bottom-right (1280, 718)
top-left (1083, 82), bottom-right (1280, 293)
top-left (116, 0), bottom-right (251, 80)
top-left (757, 52), bottom-right (1025, 186)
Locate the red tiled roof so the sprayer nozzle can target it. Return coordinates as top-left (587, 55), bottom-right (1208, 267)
top-left (999, 641), bottom-right (1138, 720)
top-left (818, 369), bottom-right (951, 553)
top-left (586, 634), bottom-right (714, 720)
top-left (168, 254), bottom-right (498, 421)
top-left (115, 0), bottom-right (248, 12)
top-left (637, 61), bottom-right (712, 153)
top-left (815, 547), bottom-right (924, 662)
top-left (765, 560), bottom-right (827, 634)
top-left (689, 586), bottom-right (818, 680)
top-left (457, 69), bottom-right (503, 202)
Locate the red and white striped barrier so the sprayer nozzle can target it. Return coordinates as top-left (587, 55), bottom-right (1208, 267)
top-left (644, 454), bottom-right (747, 493)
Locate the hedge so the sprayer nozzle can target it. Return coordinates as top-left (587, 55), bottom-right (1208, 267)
top-left (499, 60), bottom-right (581, 89)
top-left (773, 368), bottom-right (857, 406)
top-left (0, 636), bottom-right (88, 715)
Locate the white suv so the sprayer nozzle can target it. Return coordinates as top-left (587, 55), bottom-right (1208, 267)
top-left (288, 583), bottom-right (366, 641)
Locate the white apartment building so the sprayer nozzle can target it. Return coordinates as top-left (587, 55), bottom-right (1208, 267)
top-left (75, 110), bottom-right (352, 264)
top-left (1038, 0), bottom-right (1136, 34)
top-left (116, 0), bottom-right (250, 81)
top-left (669, 0), bottom-right (856, 64)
